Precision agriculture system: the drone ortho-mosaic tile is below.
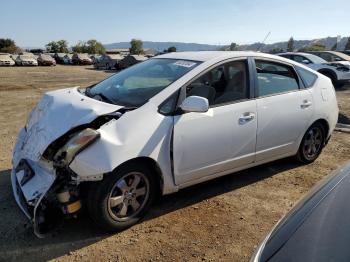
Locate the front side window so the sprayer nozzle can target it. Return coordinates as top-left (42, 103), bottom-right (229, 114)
top-left (255, 60), bottom-right (299, 97)
top-left (88, 58), bottom-right (200, 107)
top-left (186, 60), bottom-right (249, 106)
top-left (293, 55), bottom-right (312, 64)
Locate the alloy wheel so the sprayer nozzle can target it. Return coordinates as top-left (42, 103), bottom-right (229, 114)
top-left (302, 127), bottom-right (323, 160)
top-left (107, 172), bottom-right (150, 221)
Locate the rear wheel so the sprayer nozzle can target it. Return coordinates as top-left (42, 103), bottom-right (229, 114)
top-left (296, 123), bottom-right (325, 164)
top-left (86, 163), bottom-right (156, 232)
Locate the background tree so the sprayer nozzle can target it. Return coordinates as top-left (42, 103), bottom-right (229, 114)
top-left (345, 37), bottom-right (350, 50)
top-left (167, 46), bottom-right (176, 52)
top-left (229, 42), bottom-right (238, 51)
top-left (287, 37), bottom-right (294, 52)
top-left (28, 48), bottom-right (44, 54)
top-left (269, 48), bottom-right (284, 54)
top-left (86, 39), bottom-right (105, 54)
top-left (0, 38), bottom-right (21, 53)
top-left (57, 40), bottom-right (69, 53)
top-left (46, 40), bottom-right (69, 53)
top-left (130, 39), bottom-right (144, 55)
top-left (46, 41), bottom-right (59, 53)
top-left (71, 41), bottom-right (86, 53)
top-left (299, 43), bottom-right (326, 52)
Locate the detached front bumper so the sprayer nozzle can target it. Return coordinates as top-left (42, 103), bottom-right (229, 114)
top-left (11, 160), bottom-right (56, 237)
top-left (11, 129), bottom-right (56, 237)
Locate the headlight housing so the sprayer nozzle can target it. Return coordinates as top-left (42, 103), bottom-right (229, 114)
top-left (54, 128), bottom-right (100, 167)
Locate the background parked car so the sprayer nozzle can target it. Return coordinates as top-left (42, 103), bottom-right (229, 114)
top-left (251, 161), bottom-right (350, 262)
top-left (15, 54), bottom-right (38, 66)
top-left (37, 54), bottom-right (56, 66)
top-left (308, 51), bottom-right (350, 67)
top-left (0, 53), bottom-right (15, 66)
top-left (94, 54), bottom-right (123, 70)
top-left (278, 52), bottom-right (350, 87)
top-left (118, 54), bottom-right (148, 69)
top-left (63, 54), bottom-right (73, 64)
top-left (54, 53), bottom-right (68, 64)
top-left (72, 53), bottom-right (93, 65)
top-left (90, 54), bottom-right (101, 64)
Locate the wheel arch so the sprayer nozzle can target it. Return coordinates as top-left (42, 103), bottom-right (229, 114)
top-left (310, 118), bottom-right (330, 141)
top-left (318, 69), bottom-right (337, 81)
top-left (110, 157), bottom-right (164, 198)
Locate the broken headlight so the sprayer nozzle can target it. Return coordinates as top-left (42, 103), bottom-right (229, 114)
top-left (54, 128), bottom-right (100, 167)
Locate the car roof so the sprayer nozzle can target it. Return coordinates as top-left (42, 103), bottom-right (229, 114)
top-left (325, 51), bottom-right (350, 60)
top-left (156, 51), bottom-right (278, 62)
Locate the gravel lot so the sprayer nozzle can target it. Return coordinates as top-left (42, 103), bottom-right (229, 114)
top-left (0, 65), bottom-right (349, 262)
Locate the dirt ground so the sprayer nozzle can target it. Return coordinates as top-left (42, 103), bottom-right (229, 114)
top-left (0, 65), bottom-right (349, 262)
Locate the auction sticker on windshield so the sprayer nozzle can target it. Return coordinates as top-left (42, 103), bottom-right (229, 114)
top-left (173, 60), bottom-right (197, 68)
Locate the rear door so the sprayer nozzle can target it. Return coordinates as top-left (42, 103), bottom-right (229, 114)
top-left (253, 59), bottom-right (313, 161)
top-left (173, 59), bottom-right (257, 185)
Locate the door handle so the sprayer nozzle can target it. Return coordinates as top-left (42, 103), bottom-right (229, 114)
top-left (301, 100), bottom-right (312, 109)
top-left (239, 112), bottom-right (255, 124)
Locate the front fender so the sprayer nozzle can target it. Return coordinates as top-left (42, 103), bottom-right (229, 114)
top-left (69, 103), bottom-right (177, 194)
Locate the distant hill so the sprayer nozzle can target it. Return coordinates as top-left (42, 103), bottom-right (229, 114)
top-left (104, 41), bottom-right (223, 52)
top-left (236, 36), bottom-right (349, 52)
top-left (105, 37), bottom-right (349, 53)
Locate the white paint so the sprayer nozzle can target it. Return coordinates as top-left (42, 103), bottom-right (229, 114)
top-left (11, 52), bottom-right (339, 228)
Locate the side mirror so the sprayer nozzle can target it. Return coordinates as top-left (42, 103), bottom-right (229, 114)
top-left (180, 96), bottom-right (209, 113)
top-left (334, 57), bottom-right (342, 62)
top-left (302, 60), bottom-right (310, 64)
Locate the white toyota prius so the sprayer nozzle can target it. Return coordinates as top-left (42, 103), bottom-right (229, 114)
top-left (11, 51), bottom-right (338, 236)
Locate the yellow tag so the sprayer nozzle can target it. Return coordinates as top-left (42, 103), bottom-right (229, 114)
top-left (67, 200), bottom-right (81, 213)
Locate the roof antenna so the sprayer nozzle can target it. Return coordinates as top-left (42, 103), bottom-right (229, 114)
top-left (257, 31), bottom-right (271, 52)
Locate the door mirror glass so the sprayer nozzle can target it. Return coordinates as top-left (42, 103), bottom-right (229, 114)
top-left (180, 96), bottom-right (209, 113)
top-left (302, 60), bottom-right (310, 64)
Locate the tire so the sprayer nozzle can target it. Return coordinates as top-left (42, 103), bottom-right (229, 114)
top-left (296, 122), bottom-right (325, 164)
top-left (86, 163), bottom-right (156, 232)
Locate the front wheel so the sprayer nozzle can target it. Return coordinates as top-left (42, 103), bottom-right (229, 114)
top-left (86, 163), bottom-right (156, 232)
top-left (296, 123), bottom-right (325, 164)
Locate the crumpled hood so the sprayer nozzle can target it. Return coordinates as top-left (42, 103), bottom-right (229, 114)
top-left (16, 87), bottom-right (121, 164)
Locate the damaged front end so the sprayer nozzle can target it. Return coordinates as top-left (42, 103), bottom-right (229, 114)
top-left (11, 87), bottom-right (125, 237)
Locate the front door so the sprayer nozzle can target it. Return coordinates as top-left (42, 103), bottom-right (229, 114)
top-left (172, 59), bottom-right (257, 185)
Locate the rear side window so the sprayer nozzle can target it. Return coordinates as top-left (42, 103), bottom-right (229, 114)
top-left (255, 60), bottom-right (299, 97)
top-left (296, 67), bottom-right (317, 88)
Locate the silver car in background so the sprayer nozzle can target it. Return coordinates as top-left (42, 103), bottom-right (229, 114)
top-left (308, 51), bottom-right (350, 66)
top-left (15, 55), bottom-right (38, 66)
top-left (0, 53), bottom-right (15, 66)
top-left (278, 52), bottom-right (350, 87)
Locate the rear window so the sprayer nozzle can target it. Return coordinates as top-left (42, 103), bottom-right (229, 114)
top-left (296, 67), bottom-right (317, 88)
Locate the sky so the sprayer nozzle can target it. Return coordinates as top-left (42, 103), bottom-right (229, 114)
top-left (1, 0), bottom-right (349, 47)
